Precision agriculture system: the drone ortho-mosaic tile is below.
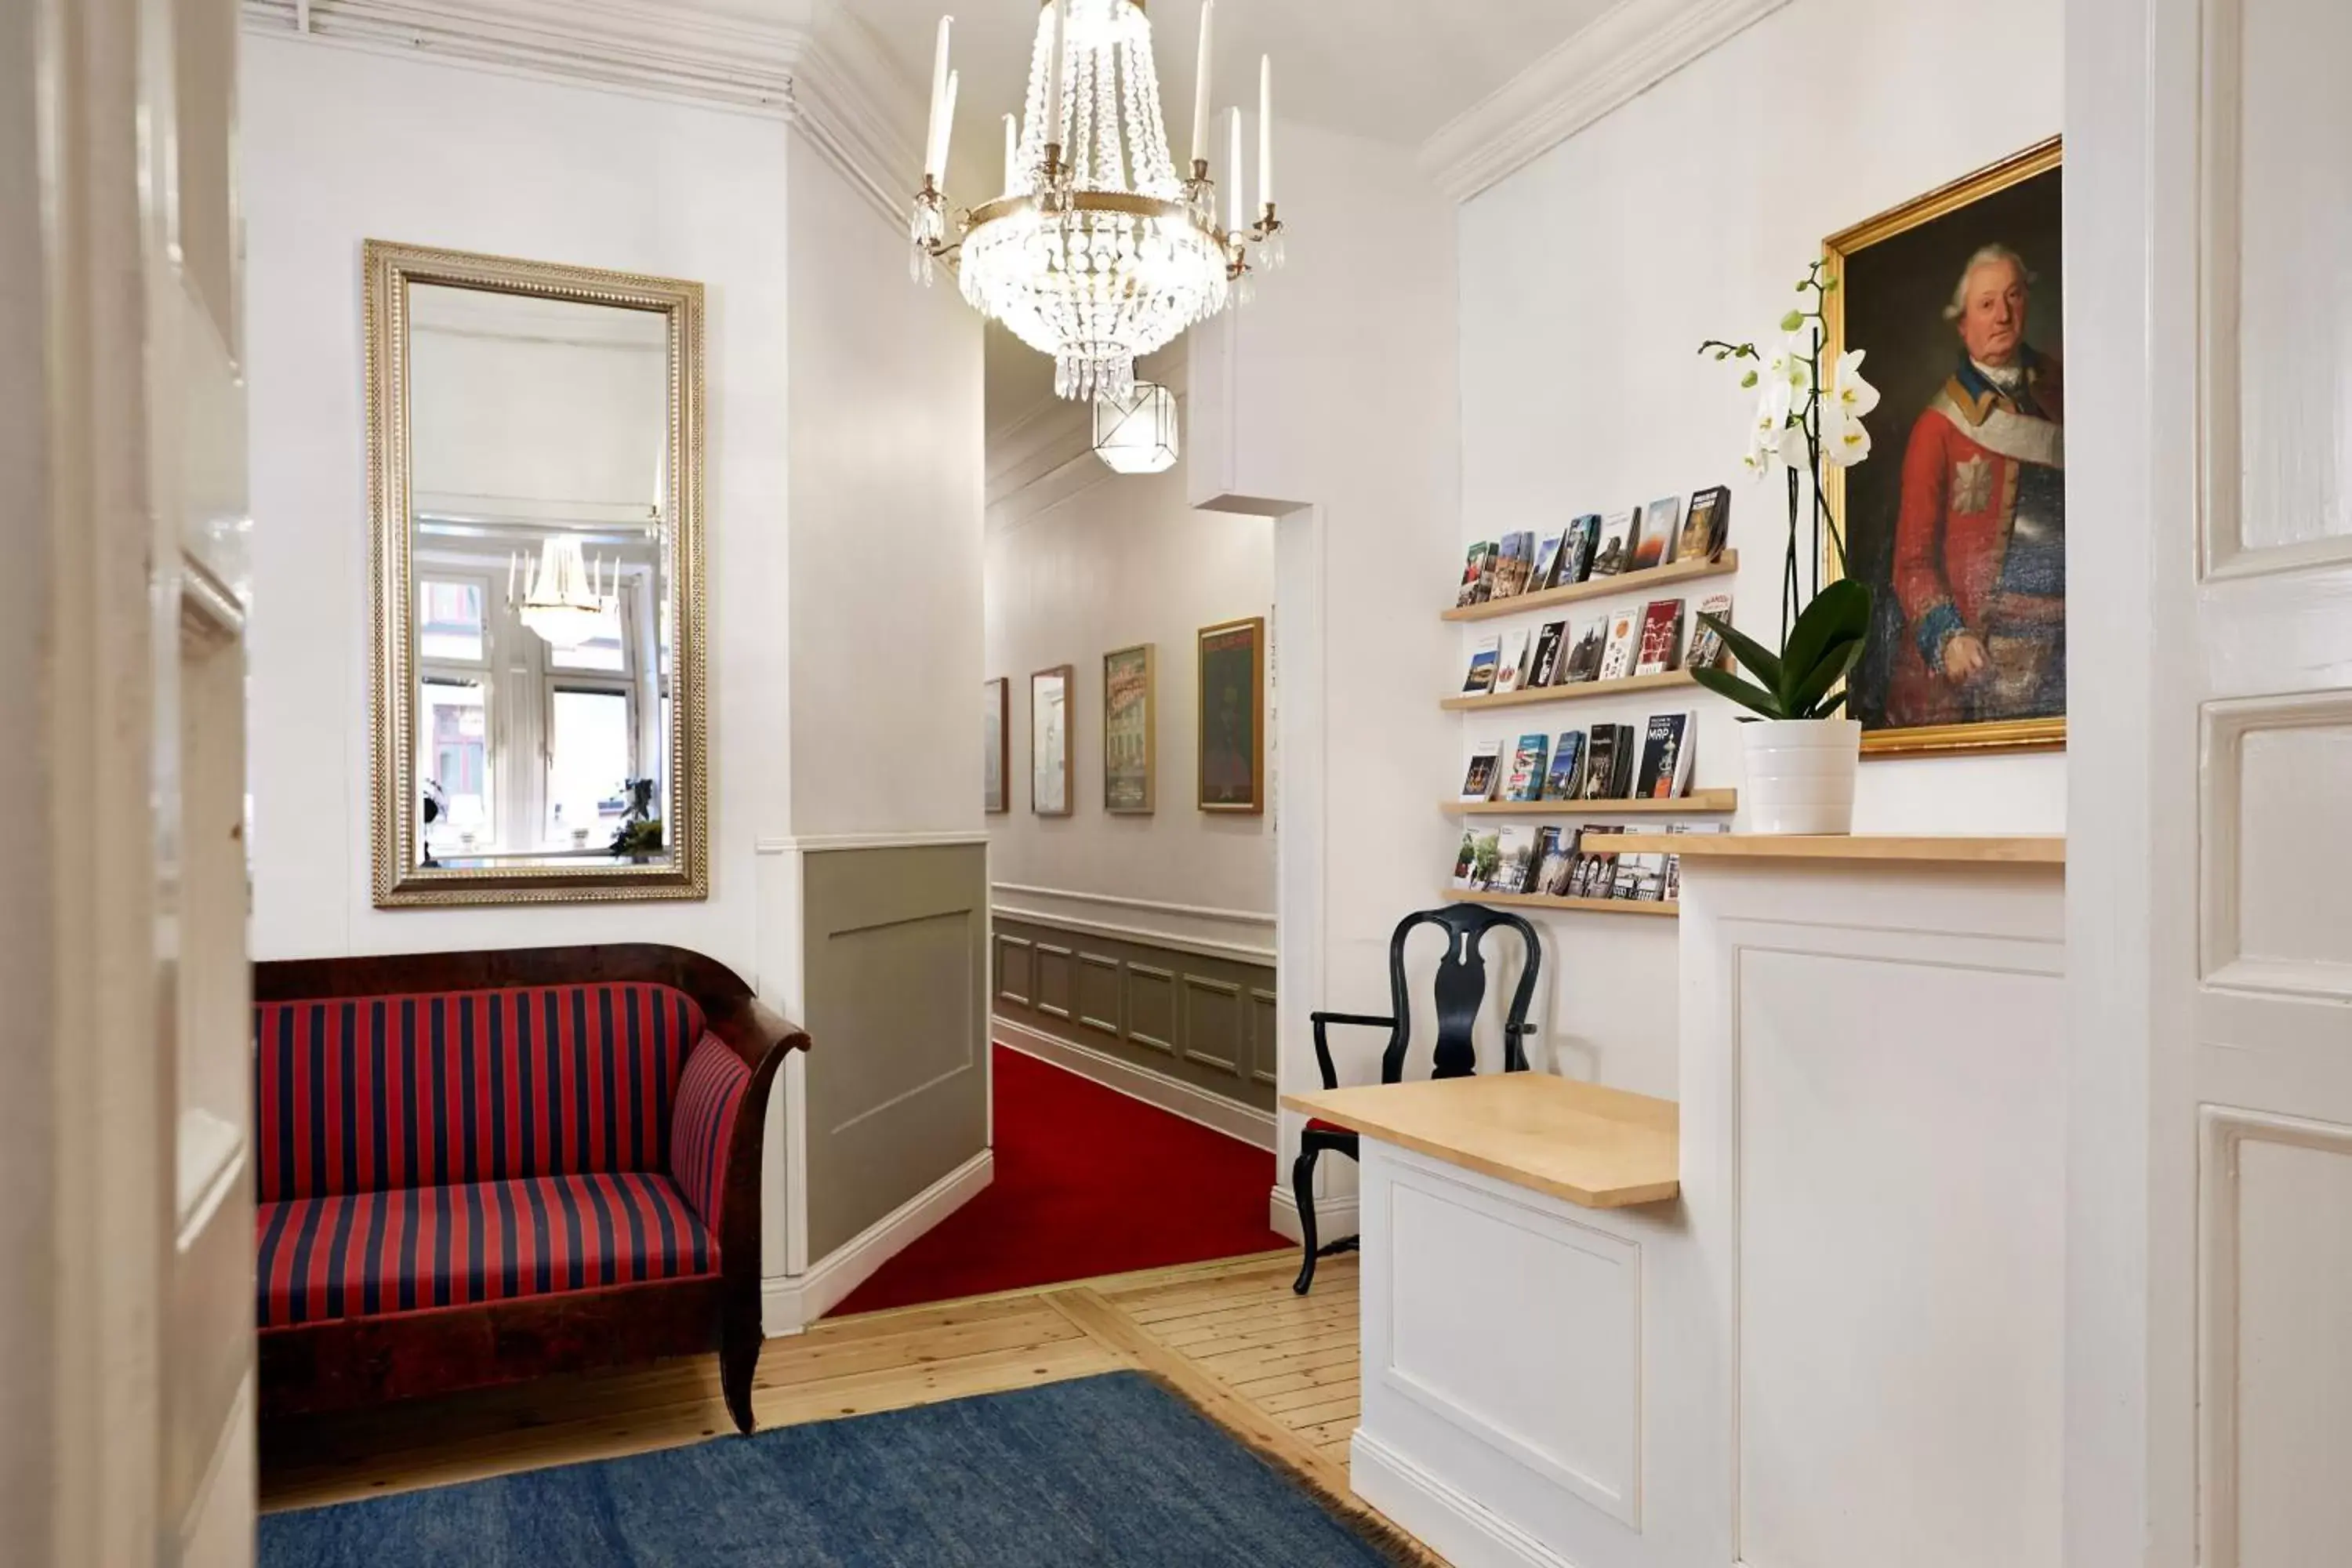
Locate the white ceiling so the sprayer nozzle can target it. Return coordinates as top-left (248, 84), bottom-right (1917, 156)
top-left (848, 0), bottom-right (1617, 162)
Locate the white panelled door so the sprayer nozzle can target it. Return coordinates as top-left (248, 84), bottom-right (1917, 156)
top-left (154, 0), bottom-right (257, 1558)
top-left (2069, 0), bottom-right (2352, 1562)
top-left (29, 0), bottom-right (254, 1561)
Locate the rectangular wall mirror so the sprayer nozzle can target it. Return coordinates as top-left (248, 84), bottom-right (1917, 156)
top-left (365, 240), bottom-right (707, 906)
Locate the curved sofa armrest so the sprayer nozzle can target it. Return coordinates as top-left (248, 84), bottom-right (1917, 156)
top-left (696, 1004), bottom-right (807, 1376)
top-left (709, 995), bottom-right (813, 1069)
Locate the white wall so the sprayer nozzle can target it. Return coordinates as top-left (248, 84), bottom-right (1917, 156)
top-left (983, 388), bottom-right (1276, 947)
top-left (241, 38), bottom-right (793, 976)
top-left (782, 131), bottom-right (985, 845)
top-left (1189, 118), bottom-right (1462, 1226)
top-left (1454, 0), bottom-right (2065, 1096)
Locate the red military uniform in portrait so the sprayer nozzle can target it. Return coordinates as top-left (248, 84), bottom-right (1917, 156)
top-left (1886, 350), bottom-right (2066, 730)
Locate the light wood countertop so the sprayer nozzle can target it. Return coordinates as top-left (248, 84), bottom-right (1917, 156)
top-left (1612, 833), bottom-right (2065, 866)
top-left (1283, 1073), bottom-right (1679, 1210)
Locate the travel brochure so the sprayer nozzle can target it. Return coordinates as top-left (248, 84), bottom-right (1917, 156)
top-left (1455, 485), bottom-right (1730, 611)
top-left (1450, 822), bottom-right (1729, 904)
top-left (1460, 593), bottom-right (1733, 695)
top-left (1457, 710), bottom-right (1700, 806)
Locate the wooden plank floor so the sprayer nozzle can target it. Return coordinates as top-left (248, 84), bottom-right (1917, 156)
top-left (259, 1249), bottom-right (1396, 1552)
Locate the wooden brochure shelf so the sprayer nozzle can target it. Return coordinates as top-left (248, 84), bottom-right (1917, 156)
top-left (1443, 550), bottom-right (1740, 625)
top-left (1444, 668), bottom-right (1697, 712)
top-left (1450, 791), bottom-right (1738, 816)
top-left (1611, 833), bottom-right (2065, 866)
top-left (1445, 889), bottom-right (1679, 919)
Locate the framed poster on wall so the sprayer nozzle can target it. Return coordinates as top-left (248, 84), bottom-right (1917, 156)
top-left (1196, 617), bottom-right (1265, 815)
top-left (982, 676), bottom-right (1008, 814)
top-left (1103, 644), bottom-right (1156, 814)
top-left (1031, 664), bottom-right (1073, 816)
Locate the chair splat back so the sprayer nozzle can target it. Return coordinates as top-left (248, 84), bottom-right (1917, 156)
top-left (1383, 903), bottom-right (1543, 1083)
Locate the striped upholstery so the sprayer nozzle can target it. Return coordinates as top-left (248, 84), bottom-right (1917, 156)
top-left (252, 984), bottom-right (706, 1203)
top-left (255, 1171), bottom-right (715, 1329)
top-left (669, 1036), bottom-right (753, 1235)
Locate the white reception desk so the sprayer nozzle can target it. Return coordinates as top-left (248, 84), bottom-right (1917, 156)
top-left (1290, 835), bottom-right (2066, 1568)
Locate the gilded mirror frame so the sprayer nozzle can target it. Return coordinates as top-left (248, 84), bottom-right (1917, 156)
top-left (364, 239), bottom-right (709, 906)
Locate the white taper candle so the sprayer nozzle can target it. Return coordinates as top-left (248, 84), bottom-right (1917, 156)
top-left (1045, 0), bottom-right (1069, 153)
top-left (924, 16), bottom-right (953, 176)
top-left (935, 69), bottom-right (959, 178)
top-left (1189, 0), bottom-right (1214, 166)
top-left (1226, 106), bottom-right (1243, 232)
top-left (1258, 54), bottom-right (1273, 208)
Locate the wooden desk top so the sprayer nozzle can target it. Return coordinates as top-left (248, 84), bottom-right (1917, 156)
top-left (1612, 833), bottom-right (2065, 866)
top-left (1283, 1073), bottom-right (1679, 1210)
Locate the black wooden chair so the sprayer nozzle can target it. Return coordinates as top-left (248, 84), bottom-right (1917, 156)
top-left (1293, 903), bottom-right (1541, 1294)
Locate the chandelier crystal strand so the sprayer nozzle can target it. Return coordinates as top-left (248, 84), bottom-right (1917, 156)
top-left (914, 0), bottom-right (1281, 401)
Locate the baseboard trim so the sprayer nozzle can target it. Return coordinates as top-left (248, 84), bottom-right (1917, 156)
top-left (760, 1148), bottom-right (994, 1335)
top-left (1267, 1182), bottom-right (1359, 1247)
top-left (1348, 1428), bottom-right (1577, 1568)
top-left (994, 1018), bottom-right (1275, 1152)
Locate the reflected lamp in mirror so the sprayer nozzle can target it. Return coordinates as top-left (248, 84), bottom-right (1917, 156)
top-left (511, 535), bottom-right (619, 651)
top-left (1093, 383), bottom-right (1180, 475)
top-left (365, 240), bottom-right (707, 906)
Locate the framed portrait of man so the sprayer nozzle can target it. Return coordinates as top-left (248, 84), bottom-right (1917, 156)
top-left (1826, 136), bottom-right (2065, 755)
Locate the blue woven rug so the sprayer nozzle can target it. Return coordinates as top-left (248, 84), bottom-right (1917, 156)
top-left (260, 1371), bottom-right (1410, 1566)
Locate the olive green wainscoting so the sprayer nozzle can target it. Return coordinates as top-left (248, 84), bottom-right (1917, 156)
top-left (989, 913), bottom-right (1277, 1118)
top-left (800, 843), bottom-right (991, 1265)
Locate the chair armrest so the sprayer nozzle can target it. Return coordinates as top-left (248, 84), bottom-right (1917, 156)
top-left (1308, 1011), bottom-right (1396, 1093)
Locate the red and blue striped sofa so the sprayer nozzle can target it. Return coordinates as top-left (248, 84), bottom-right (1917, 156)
top-left (252, 944), bottom-right (806, 1432)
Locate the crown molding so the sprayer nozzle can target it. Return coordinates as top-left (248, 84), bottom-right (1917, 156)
top-left (1417, 0), bottom-right (1793, 204)
top-left (793, 5), bottom-right (927, 228)
top-left (241, 0), bottom-right (920, 230)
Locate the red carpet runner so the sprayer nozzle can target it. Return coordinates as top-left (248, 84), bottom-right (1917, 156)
top-left (829, 1044), bottom-right (1289, 1316)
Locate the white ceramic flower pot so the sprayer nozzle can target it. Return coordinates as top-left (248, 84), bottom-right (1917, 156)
top-left (1740, 718), bottom-right (1861, 835)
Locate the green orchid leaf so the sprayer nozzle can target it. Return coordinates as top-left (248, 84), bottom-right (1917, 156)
top-left (1690, 665), bottom-right (1784, 720)
top-left (1776, 579), bottom-right (1871, 707)
top-left (1811, 689), bottom-right (1849, 718)
top-left (1696, 612), bottom-right (1783, 691)
top-left (1784, 635), bottom-right (1866, 718)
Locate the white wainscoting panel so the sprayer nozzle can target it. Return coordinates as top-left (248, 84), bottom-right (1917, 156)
top-left (2198, 1107), bottom-right (2352, 1567)
top-left (1733, 942), bottom-right (2063, 1568)
top-left (1675, 861), bottom-right (2066, 1568)
top-left (1385, 1171), bottom-right (1641, 1523)
top-left (1355, 1142), bottom-right (1682, 1568)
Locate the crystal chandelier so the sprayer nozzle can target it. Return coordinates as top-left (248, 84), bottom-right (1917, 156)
top-left (910, 0), bottom-right (1287, 401)
top-left (507, 535), bottom-right (616, 651)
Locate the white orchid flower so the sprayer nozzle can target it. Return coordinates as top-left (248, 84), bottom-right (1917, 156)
top-left (1743, 375), bottom-right (1794, 476)
top-left (1820, 347), bottom-right (1880, 469)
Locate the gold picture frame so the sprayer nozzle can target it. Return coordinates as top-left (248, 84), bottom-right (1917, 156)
top-left (365, 239), bottom-right (710, 906)
top-left (1103, 644), bottom-right (1156, 814)
top-left (1196, 617), bottom-right (1266, 815)
top-left (1824, 136), bottom-right (2067, 757)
